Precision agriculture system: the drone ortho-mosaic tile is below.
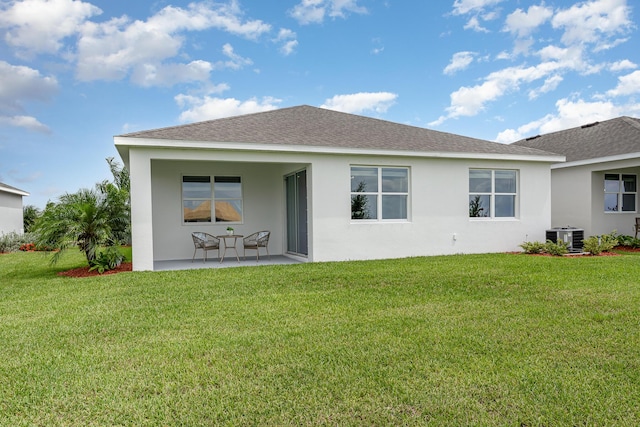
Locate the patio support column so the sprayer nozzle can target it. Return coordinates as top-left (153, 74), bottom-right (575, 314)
top-left (129, 150), bottom-right (154, 271)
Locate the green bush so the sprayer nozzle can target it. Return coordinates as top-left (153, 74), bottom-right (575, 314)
top-left (519, 241), bottom-right (546, 254)
top-left (0, 232), bottom-right (37, 253)
top-left (544, 239), bottom-right (569, 256)
top-left (616, 234), bottom-right (640, 248)
top-left (89, 247), bottom-right (125, 274)
top-left (583, 231), bottom-right (619, 255)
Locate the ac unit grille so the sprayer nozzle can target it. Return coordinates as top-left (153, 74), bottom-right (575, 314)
top-left (546, 227), bottom-right (584, 252)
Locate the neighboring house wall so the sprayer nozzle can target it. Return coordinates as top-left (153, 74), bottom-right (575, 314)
top-left (550, 160), bottom-right (640, 237)
top-left (128, 146), bottom-right (554, 270)
top-left (549, 166), bottom-right (593, 231)
top-left (0, 190), bottom-right (25, 235)
top-left (513, 116), bottom-right (640, 239)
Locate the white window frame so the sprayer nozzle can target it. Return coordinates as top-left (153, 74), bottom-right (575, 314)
top-left (350, 166), bottom-right (410, 222)
top-left (469, 169), bottom-right (518, 219)
top-left (604, 173), bottom-right (637, 213)
top-left (182, 175), bottom-right (243, 224)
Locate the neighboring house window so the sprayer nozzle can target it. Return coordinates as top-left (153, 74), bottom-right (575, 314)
top-left (469, 169), bottom-right (517, 218)
top-left (351, 166), bottom-right (408, 220)
top-left (604, 173), bottom-right (636, 212)
top-left (182, 176), bottom-right (243, 223)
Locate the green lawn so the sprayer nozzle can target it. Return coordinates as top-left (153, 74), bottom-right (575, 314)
top-left (1, 250), bottom-right (639, 426)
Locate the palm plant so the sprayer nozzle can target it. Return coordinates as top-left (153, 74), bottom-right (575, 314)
top-left (33, 188), bottom-right (116, 265)
top-left (23, 204), bottom-right (41, 233)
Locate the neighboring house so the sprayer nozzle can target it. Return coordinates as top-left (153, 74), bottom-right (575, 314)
top-left (115, 105), bottom-right (563, 271)
top-left (0, 182), bottom-right (29, 235)
top-left (513, 116), bottom-right (640, 238)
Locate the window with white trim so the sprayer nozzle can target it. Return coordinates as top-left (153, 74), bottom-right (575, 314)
top-left (350, 166), bottom-right (409, 220)
top-left (604, 173), bottom-right (636, 212)
top-left (182, 175), bottom-right (243, 223)
top-left (469, 169), bottom-right (517, 218)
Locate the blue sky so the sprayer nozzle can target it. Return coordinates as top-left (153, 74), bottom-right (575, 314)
top-left (1, 0), bottom-right (639, 209)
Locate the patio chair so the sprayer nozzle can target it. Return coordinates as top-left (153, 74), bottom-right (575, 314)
top-left (635, 217), bottom-right (640, 239)
top-left (191, 232), bottom-right (220, 262)
top-left (243, 231), bottom-right (270, 261)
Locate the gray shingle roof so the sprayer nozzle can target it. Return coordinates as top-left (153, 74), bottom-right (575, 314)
top-left (118, 105), bottom-right (558, 158)
top-left (512, 116), bottom-right (640, 163)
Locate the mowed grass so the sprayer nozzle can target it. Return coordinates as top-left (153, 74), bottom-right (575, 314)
top-left (1, 250), bottom-right (640, 426)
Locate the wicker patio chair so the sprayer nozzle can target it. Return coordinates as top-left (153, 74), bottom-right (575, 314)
top-left (635, 217), bottom-right (640, 239)
top-left (191, 232), bottom-right (220, 262)
top-left (243, 231), bottom-right (270, 261)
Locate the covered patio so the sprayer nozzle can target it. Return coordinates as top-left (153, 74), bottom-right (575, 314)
top-left (154, 255), bottom-right (304, 271)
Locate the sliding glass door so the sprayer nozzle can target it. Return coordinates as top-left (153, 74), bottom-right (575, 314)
top-left (285, 170), bottom-right (308, 256)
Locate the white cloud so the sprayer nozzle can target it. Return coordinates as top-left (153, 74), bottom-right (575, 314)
top-left (497, 97), bottom-right (640, 143)
top-left (75, 2), bottom-right (269, 85)
top-left (320, 92), bottom-right (397, 114)
top-left (606, 70), bottom-right (640, 97)
top-left (504, 4), bottom-right (553, 38)
top-left (431, 62), bottom-right (567, 125)
top-left (0, 61), bottom-right (57, 133)
top-left (176, 95), bottom-right (281, 122)
top-left (552, 0), bottom-right (632, 48)
top-left (432, 0), bottom-right (632, 129)
top-left (0, 0), bottom-right (101, 57)
top-left (274, 28), bottom-right (298, 56)
top-left (444, 51), bottom-right (476, 75)
top-left (218, 43), bottom-right (253, 70)
top-left (0, 61), bottom-right (58, 110)
top-left (289, 0), bottom-right (367, 25)
top-left (609, 59), bottom-right (637, 72)
top-left (131, 60), bottom-right (214, 87)
top-left (0, 115), bottom-right (51, 134)
top-left (452, 0), bottom-right (505, 15)
top-left (464, 16), bottom-right (490, 33)
top-left (528, 75), bottom-right (563, 99)
top-left (280, 40), bottom-right (299, 56)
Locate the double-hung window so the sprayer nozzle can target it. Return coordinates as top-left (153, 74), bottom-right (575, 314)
top-left (351, 166), bottom-right (409, 220)
top-left (604, 173), bottom-right (636, 212)
top-left (469, 169), bottom-right (517, 218)
top-left (182, 175), bottom-right (243, 223)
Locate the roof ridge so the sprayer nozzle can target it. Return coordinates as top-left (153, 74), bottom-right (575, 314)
top-left (621, 116), bottom-right (640, 131)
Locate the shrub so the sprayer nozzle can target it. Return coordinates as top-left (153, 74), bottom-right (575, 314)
top-left (583, 231), bottom-right (619, 255)
top-left (616, 234), bottom-right (640, 248)
top-left (89, 247), bottom-right (125, 274)
top-left (519, 241), bottom-right (546, 254)
top-left (19, 243), bottom-right (36, 252)
top-left (0, 232), bottom-right (38, 253)
top-left (544, 239), bottom-right (569, 256)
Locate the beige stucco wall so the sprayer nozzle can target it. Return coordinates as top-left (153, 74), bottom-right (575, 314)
top-left (125, 146), bottom-right (554, 270)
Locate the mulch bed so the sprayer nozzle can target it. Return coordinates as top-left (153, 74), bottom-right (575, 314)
top-left (515, 246), bottom-right (640, 257)
top-left (57, 262), bottom-right (133, 278)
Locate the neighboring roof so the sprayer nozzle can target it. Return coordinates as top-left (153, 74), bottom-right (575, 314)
top-left (0, 182), bottom-right (29, 197)
top-left (512, 116), bottom-right (640, 164)
top-left (116, 105), bottom-right (561, 160)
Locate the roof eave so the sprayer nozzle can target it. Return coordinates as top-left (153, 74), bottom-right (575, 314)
top-left (0, 187), bottom-right (29, 197)
top-left (551, 152), bottom-right (640, 169)
top-left (114, 137), bottom-right (565, 163)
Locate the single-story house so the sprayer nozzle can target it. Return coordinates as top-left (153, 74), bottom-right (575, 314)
top-left (513, 116), bottom-right (640, 238)
top-left (0, 182), bottom-right (29, 235)
top-left (115, 105), bottom-right (563, 271)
